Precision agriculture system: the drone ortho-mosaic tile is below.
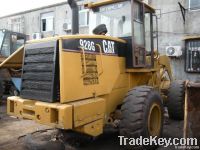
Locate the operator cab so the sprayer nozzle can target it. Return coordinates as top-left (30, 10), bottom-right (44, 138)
top-left (0, 29), bottom-right (26, 58)
top-left (85, 0), bottom-right (157, 68)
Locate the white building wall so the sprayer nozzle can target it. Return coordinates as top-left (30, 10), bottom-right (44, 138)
top-left (0, 0), bottom-right (91, 40)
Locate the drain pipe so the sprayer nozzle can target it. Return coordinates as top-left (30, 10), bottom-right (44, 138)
top-left (68, 0), bottom-right (79, 34)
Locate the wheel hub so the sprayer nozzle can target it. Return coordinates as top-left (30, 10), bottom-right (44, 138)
top-left (148, 103), bottom-right (161, 136)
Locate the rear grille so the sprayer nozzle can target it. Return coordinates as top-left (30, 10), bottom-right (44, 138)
top-left (20, 40), bottom-right (59, 102)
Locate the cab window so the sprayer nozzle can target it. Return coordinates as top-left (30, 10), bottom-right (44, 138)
top-left (133, 1), bottom-right (144, 46)
top-left (1, 33), bottom-right (11, 57)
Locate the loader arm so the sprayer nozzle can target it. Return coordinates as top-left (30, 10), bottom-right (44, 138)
top-left (159, 55), bottom-right (173, 81)
top-left (0, 46), bottom-right (24, 69)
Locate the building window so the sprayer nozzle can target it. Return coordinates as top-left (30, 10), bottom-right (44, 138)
top-left (185, 40), bottom-right (200, 73)
top-left (41, 12), bottom-right (54, 32)
top-left (189, 0), bottom-right (200, 10)
top-left (10, 17), bottom-right (24, 33)
top-left (79, 9), bottom-right (89, 27)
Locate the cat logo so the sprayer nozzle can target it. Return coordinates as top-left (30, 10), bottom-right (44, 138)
top-left (102, 40), bottom-right (115, 54)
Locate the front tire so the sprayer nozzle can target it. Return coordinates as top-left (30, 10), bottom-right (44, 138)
top-left (119, 86), bottom-right (164, 150)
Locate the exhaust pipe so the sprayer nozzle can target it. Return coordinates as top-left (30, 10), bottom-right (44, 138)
top-left (68, 0), bottom-right (79, 34)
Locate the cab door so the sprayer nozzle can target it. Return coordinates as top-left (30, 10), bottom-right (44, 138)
top-left (132, 1), bottom-right (145, 67)
top-left (131, 0), bottom-right (154, 68)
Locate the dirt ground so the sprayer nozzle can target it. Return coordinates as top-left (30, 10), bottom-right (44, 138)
top-left (0, 102), bottom-right (183, 150)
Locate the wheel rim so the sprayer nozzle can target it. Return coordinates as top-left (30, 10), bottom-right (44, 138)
top-left (148, 103), bottom-right (161, 136)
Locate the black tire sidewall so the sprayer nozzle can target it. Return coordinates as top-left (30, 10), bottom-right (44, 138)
top-left (119, 87), bottom-right (164, 150)
top-left (167, 81), bottom-right (185, 120)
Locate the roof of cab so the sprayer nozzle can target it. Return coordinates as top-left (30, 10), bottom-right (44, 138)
top-left (84, 0), bottom-right (155, 13)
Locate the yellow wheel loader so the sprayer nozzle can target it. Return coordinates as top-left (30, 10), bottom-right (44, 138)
top-left (6, 0), bottom-right (182, 149)
top-left (0, 29), bottom-right (26, 100)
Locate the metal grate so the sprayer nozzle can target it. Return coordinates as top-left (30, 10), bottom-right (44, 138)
top-left (186, 40), bottom-right (200, 73)
top-left (20, 40), bottom-right (59, 102)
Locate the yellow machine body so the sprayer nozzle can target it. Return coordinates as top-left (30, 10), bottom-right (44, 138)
top-left (7, 35), bottom-right (172, 136)
top-left (7, 0), bottom-right (172, 137)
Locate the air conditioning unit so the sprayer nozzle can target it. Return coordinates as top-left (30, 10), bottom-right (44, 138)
top-left (166, 46), bottom-right (182, 57)
top-left (32, 33), bottom-right (41, 40)
top-left (63, 23), bottom-right (72, 31)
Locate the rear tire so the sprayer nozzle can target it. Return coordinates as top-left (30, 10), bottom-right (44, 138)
top-left (167, 81), bottom-right (185, 120)
top-left (119, 86), bottom-right (164, 150)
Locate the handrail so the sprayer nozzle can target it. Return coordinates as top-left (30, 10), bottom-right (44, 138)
top-left (96, 44), bottom-right (104, 76)
top-left (79, 47), bottom-right (87, 78)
